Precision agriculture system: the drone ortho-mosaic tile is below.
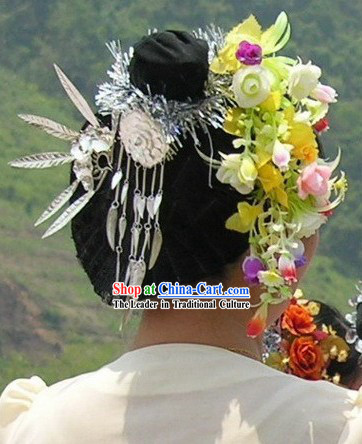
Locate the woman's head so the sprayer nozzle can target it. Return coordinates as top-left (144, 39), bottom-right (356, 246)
top-left (70, 30), bottom-right (326, 308)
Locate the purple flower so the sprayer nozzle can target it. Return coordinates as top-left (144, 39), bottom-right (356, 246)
top-left (295, 255), bottom-right (308, 268)
top-left (236, 41), bottom-right (263, 66)
top-left (242, 256), bottom-right (265, 284)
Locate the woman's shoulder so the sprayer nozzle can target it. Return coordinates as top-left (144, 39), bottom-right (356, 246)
top-left (2, 346), bottom-right (362, 444)
top-left (0, 359), bottom-right (125, 444)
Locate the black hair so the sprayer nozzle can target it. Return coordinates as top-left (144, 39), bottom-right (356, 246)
top-left (313, 300), bottom-right (361, 385)
top-left (70, 31), bottom-right (249, 304)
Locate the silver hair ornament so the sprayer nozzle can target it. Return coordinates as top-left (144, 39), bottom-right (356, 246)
top-left (9, 64), bottom-right (115, 238)
top-left (10, 26), bottom-right (235, 324)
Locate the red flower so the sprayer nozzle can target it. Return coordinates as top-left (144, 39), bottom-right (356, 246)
top-left (314, 118), bottom-right (330, 134)
top-left (322, 209), bottom-right (334, 217)
top-left (247, 315), bottom-right (266, 338)
top-left (289, 336), bottom-right (325, 380)
top-left (281, 303), bottom-right (316, 336)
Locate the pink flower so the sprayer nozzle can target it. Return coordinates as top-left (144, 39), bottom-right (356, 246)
top-left (278, 256), bottom-right (298, 284)
top-left (314, 118), bottom-right (330, 134)
top-left (235, 41), bottom-right (262, 65)
top-left (297, 162), bottom-right (332, 200)
top-left (313, 330), bottom-right (329, 342)
top-left (311, 83), bottom-right (338, 103)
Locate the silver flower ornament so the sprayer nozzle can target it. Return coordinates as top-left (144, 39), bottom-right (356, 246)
top-left (119, 110), bottom-right (170, 168)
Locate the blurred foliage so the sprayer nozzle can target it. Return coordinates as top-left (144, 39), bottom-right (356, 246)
top-left (0, 0), bottom-right (361, 388)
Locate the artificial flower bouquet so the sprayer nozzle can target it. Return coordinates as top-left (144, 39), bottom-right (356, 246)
top-left (211, 12), bottom-right (347, 336)
top-left (265, 293), bottom-right (350, 382)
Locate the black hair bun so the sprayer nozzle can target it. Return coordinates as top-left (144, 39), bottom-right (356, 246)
top-left (129, 30), bottom-right (209, 101)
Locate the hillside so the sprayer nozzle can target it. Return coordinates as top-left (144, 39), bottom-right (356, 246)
top-left (0, 68), bottom-right (129, 391)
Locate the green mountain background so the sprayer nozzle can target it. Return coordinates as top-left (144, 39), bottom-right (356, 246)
top-left (0, 0), bottom-right (361, 391)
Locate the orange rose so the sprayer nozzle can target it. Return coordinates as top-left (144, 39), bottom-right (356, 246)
top-left (281, 303), bottom-right (316, 336)
top-left (289, 336), bottom-right (325, 380)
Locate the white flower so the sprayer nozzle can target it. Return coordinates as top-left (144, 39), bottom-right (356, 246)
top-left (303, 98), bottom-right (329, 124)
top-left (120, 110), bottom-right (170, 168)
top-left (295, 211), bottom-right (327, 238)
top-left (232, 66), bottom-right (271, 108)
top-left (272, 140), bottom-right (293, 171)
top-left (288, 62), bottom-right (321, 100)
top-left (216, 153), bottom-right (257, 194)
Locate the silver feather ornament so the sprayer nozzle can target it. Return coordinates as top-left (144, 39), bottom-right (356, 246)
top-left (129, 260), bottom-right (146, 286)
top-left (111, 170), bottom-right (123, 190)
top-left (54, 64), bottom-right (99, 129)
top-left (34, 180), bottom-right (79, 226)
top-left (149, 229), bottom-right (163, 269)
top-left (137, 196), bottom-right (146, 219)
top-left (118, 216), bottom-right (127, 243)
top-left (106, 204), bottom-right (119, 250)
top-left (9, 152), bottom-right (74, 169)
top-left (18, 114), bottom-right (79, 141)
top-left (121, 182), bottom-right (129, 204)
top-left (153, 192), bottom-right (163, 215)
top-left (42, 190), bottom-right (95, 238)
top-left (147, 196), bottom-right (155, 218)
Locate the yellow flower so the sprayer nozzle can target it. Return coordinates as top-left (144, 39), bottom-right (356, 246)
top-left (238, 156), bottom-right (258, 184)
top-left (258, 163), bottom-right (283, 192)
top-left (223, 108), bottom-right (246, 136)
top-left (255, 146), bottom-right (272, 168)
top-left (332, 374), bottom-right (341, 385)
top-left (320, 335), bottom-right (350, 362)
top-left (287, 122), bottom-right (318, 164)
top-left (258, 270), bottom-right (284, 287)
top-left (284, 106), bottom-right (318, 164)
top-left (260, 91), bottom-right (282, 112)
top-left (307, 301), bottom-right (321, 316)
top-left (225, 202), bottom-right (262, 233)
top-left (211, 12), bottom-right (290, 74)
top-left (293, 288), bottom-right (304, 299)
top-left (265, 352), bottom-right (288, 372)
top-left (274, 187), bottom-right (289, 208)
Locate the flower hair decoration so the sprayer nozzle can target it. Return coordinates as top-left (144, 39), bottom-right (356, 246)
top-left (208, 12), bottom-right (347, 337)
top-left (264, 292), bottom-right (350, 384)
top-left (9, 12), bottom-right (347, 335)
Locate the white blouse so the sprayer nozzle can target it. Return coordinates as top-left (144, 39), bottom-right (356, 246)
top-left (1, 343), bottom-right (362, 443)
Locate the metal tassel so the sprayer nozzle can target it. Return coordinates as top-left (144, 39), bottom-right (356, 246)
top-left (106, 203), bottom-right (119, 250)
top-left (153, 192), bottom-right (163, 215)
top-left (111, 170), bottom-right (123, 190)
top-left (118, 215), bottom-right (127, 244)
top-left (149, 228), bottom-right (163, 269)
top-left (121, 181), bottom-right (129, 204)
top-left (129, 260), bottom-right (146, 286)
top-left (147, 196), bottom-right (155, 218)
top-left (132, 226), bottom-right (141, 255)
top-left (137, 196), bottom-right (146, 219)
